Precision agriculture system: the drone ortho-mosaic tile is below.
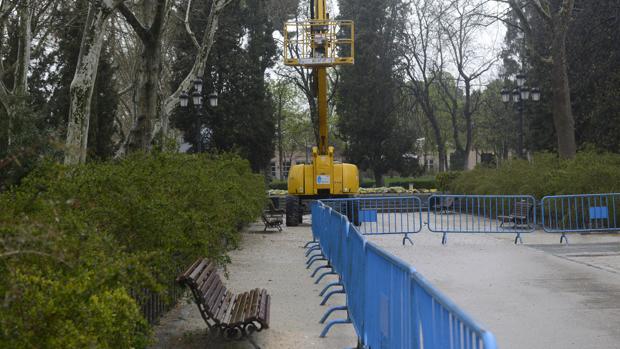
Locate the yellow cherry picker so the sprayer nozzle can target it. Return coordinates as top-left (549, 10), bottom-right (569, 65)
top-left (283, 0), bottom-right (359, 226)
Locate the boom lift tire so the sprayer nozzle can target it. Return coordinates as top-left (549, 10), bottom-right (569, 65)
top-left (286, 195), bottom-right (302, 226)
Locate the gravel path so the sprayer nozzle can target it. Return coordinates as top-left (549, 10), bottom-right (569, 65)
top-left (149, 216), bottom-right (356, 349)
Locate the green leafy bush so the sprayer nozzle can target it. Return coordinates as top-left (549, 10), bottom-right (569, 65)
top-left (0, 153), bottom-right (265, 348)
top-left (268, 179), bottom-right (288, 190)
top-left (435, 171), bottom-right (462, 192)
top-left (449, 151), bottom-right (620, 197)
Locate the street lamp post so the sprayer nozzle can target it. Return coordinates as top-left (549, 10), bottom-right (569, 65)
top-left (179, 78), bottom-right (218, 153)
top-left (500, 73), bottom-right (540, 159)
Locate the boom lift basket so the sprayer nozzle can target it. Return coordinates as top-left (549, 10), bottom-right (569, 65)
top-left (284, 20), bottom-right (354, 67)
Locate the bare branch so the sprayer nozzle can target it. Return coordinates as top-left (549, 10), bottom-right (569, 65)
top-left (183, 0), bottom-right (201, 50)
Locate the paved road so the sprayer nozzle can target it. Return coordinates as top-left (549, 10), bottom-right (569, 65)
top-left (369, 229), bottom-right (620, 349)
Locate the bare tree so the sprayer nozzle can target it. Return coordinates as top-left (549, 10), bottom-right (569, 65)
top-left (439, 0), bottom-right (497, 169)
top-left (400, 0), bottom-right (448, 171)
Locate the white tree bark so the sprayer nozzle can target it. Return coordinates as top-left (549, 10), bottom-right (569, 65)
top-left (64, 0), bottom-right (122, 164)
top-left (0, 0), bottom-right (31, 149)
top-left (161, 0), bottom-right (231, 120)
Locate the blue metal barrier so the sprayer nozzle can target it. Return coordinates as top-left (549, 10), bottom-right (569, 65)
top-left (322, 196), bottom-right (424, 245)
top-left (427, 194), bottom-right (537, 244)
top-left (311, 201), bottom-right (498, 349)
top-left (541, 193), bottom-right (620, 243)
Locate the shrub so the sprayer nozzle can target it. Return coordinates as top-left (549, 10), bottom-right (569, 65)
top-left (435, 171), bottom-right (462, 192)
top-left (0, 153), bottom-right (265, 347)
top-left (449, 151), bottom-right (620, 197)
top-left (268, 179), bottom-right (288, 190)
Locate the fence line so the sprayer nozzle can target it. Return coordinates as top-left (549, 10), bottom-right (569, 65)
top-left (322, 196), bottom-right (424, 245)
top-left (311, 201), bottom-right (498, 349)
top-left (541, 193), bottom-right (620, 243)
top-left (427, 194), bottom-right (537, 244)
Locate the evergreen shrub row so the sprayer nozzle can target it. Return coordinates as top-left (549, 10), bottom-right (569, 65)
top-left (0, 153), bottom-right (265, 348)
top-left (441, 151), bottom-right (620, 197)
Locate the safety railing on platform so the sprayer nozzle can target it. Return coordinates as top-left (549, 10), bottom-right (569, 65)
top-left (427, 194), bottom-right (537, 244)
top-left (309, 201), bottom-right (498, 349)
top-left (322, 196), bottom-right (423, 245)
top-left (541, 193), bottom-right (620, 243)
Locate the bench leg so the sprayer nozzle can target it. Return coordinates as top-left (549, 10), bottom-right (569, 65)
top-left (320, 288), bottom-right (345, 305)
top-left (315, 271), bottom-right (337, 284)
top-left (560, 233), bottom-right (569, 244)
top-left (319, 305), bottom-right (347, 324)
top-left (311, 264), bottom-right (331, 278)
top-left (319, 281), bottom-right (342, 296)
top-left (441, 232), bottom-right (448, 245)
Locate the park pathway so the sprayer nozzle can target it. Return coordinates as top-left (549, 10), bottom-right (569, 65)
top-left (149, 216), bottom-right (356, 349)
top-left (151, 215), bottom-right (620, 349)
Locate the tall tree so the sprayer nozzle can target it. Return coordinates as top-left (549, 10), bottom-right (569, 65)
top-left (337, 0), bottom-right (407, 185)
top-left (505, 0), bottom-right (577, 159)
top-left (400, 0), bottom-right (448, 171)
top-left (64, 0), bottom-right (124, 164)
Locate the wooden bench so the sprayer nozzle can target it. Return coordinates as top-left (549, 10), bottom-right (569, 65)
top-left (262, 202), bottom-right (284, 231)
top-left (176, 258), bottom-right (270, 348)
top-left (498, 200), bottom-right (533, 229)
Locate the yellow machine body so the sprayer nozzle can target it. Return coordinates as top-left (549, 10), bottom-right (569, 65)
top-left (284, 0), bottom-right (359, 199)
top-left (288, 146), bottom-right (360, 196)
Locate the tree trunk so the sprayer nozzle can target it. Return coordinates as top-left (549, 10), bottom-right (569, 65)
top-left (277, 97), bottom-right (284, 179)
top-left (463, 81), bottom-right (474, 169)
top-left (374, 170), bottom-right (384, 187)
top-left (551, 29), bottom-right (576, 159)
top-left (126, 39), bottom-right (161, 153)
top-left (64, 2), bottom-right (116, 164)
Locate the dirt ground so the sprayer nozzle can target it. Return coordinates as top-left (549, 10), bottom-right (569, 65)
top-left (148, 216), bottom-right (357, 349)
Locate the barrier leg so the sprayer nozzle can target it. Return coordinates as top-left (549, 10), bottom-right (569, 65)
top-left (560, 233), bottom-right (569, 244)
top-left (307, 256), bottom-right (326, 269)
top-left (320, 318), bottom-right (352, 338)
top-left (319, 305), bottom-right (347, 324)
top-left (441, 232), bottom-right (448, 245)
top-left (319, 281), bottom-right (342, 296)
top-left (311, 265), bottom-right (331, 278)
top-left (402, 234), bottom-right (414, 246)
top-left (315, 271), bottom-right (337, 284)
top-left (304, 240), bottom-right (318, 248)
top-left (320, 288), bottom-right (345, 305)
top-left (306, 253), bottom-right (323, 264)
top-left (305, 245), bottom-right (320, 257)
top-left (514, 232), bottom-right (523, 244)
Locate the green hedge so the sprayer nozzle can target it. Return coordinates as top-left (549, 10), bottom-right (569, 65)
top-left (446, 151), bottom-right (620, 197)
top-left (361, 176), bottom-right (437, 189)
top-left (0, 153), bottom-right (265, 348)
top-left (268, 179), bottom-right (288, 190)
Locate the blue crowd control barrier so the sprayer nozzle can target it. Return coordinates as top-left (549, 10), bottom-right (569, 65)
top-left (311, 200), bottom-right (498, 348)
top-left (427, 194), bottom-right (537, 244)
top-left (322, 196), bottom-right (424, 245)
top-left (541, 193), bottom-right (620, 243)
top-left (410, 271), bottom-right (497, 349)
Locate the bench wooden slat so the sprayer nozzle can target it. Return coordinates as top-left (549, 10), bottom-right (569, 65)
top-left (200, 273), bottom-right (222, 305)
top-left (214, 291), bottom-right (234, 322)
top-left (206, 280), bottom-right (226, 310)
top-left (177, 257), bottom-right (271, 344)
top-left (187, 258), bottom-right (209, 282)
top-left (176, 258), bottom-right (203, 283)
top-left (194, 261), bottom-right (215, 287)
